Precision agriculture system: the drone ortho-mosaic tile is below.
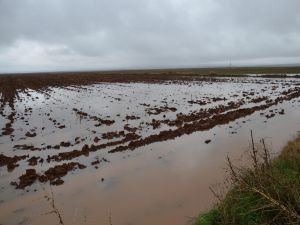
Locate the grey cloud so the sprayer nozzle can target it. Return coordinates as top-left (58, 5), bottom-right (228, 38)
top-left (0, 0), bottom-right (300, 72)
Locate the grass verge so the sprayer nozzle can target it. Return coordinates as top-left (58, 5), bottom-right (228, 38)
top-left (194, 132), bottom-right (300, 225)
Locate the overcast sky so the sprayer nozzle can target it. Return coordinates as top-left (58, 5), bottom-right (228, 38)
top-left (0, 0), bottom-right (300, 73)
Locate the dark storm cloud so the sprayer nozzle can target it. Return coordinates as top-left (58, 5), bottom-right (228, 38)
top-left (0, 0), bottom-right (300, 72)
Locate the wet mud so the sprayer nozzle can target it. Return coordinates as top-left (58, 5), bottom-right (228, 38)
top-left (11, 162), bottom-right (86, 189)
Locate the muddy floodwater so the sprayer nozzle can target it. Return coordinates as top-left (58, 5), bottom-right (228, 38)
top-left (1, 75), bottom-right (300, 225)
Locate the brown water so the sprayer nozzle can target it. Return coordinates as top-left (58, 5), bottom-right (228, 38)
top-left (1, 78), bottom-right (300, 225)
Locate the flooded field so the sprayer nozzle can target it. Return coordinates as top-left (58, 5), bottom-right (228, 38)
top-left (1, 74), bottom-right (300, 225)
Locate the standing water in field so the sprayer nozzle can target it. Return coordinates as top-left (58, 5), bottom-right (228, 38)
top-left (1, 76), bottom-right (300, 225)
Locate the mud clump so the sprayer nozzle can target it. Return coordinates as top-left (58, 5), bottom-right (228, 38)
top-left (91, 157), bottom-right (109, 166)
top-left (2, 127), bottom-right (14, 136)
top-left (124, 124), bottom-right (138, 132)
top-left (205, 139), bottom-right (211, 144)
top-left (40, 162), bottom-right (86, 185)
top-left (14, 144), bottom-right (41, 151)
top-left (250, 96), bottom-right (269, 103)
top-left (73, 108), bottom-right (115, 126)
top-left (25, 132), bottom-right (37, 138)
top-left (12, 169), bottom-right (38, 189)
top-left (96, 119), bottom-right (115, 126)
top-left (27, 156), bottom-right (40, 166)
top-left (12, 162), bottom-right (87, 189)
top-left (266, 113), bottom-right (276, 119)
top-left (188, 100), bottom-right (207, 105)
top-left (125, 115), bottom-right (140, 120)
top-left (60, 141), bottom-right (71, 147)
top-left (0, 154), bottom-right (28, 172)
top-left (94, 137), bottom-right (100, 143)
top-left (91, 159), bottom-right (100, 165)
top-left (146, 106), bottom-right (177, 115)
top-left (147, 119), bottom-right (161, 129)
top-left (49, 133), bottom-right (140, 162)
top-left (72, 108), bottom-right (88, 117)
top-left (2, 112), bottom-right (16, 136)
top-left (212, 97), bottom-right (227, 102)
top-left (102, 131), bottom-right (125, 140)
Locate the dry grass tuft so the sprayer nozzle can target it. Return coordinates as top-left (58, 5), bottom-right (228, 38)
top-left (194, 131), bottom-right (300, 225)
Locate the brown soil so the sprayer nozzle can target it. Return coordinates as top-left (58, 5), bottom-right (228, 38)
top-left (146, 106), bottom-right (177, 115)
top-left (91, 157), bottom-right (109, 166)
top-left (0, 154), bottom-right (28, 172)
top-left (11, 162), bottom-right (86, 189)
top-left (25, 132), bottom-right (37, 138)
top-left (124, 124), bottom-right (138, 132)
top-left (109, 87), bottom-right (300, 153)
top-left (48, 132), bottom-right (140, 162)
top-left (250, 96), bottom-right (269, 103)
top-left (125, 115), bottom-right (141, 120)
top-left (102, 131), bottom-right (125, 140)
top-left (27, 156), bottom-right (40, 166)
top-left (11, 169), bottom-right (39, 189)
top-left (72, 108), bottom-right (115, 126)
top-left (10, 86), bottom-right (300, 176)
top-left (1, 112), bottom-right (15, 136)
top-left (1, 72), bottom-right (300, 189)
top-left (0, 72), bottom-right (217, 108)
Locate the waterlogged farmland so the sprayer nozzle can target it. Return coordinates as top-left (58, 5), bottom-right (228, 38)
top-left (1, 74), bottom-right (300, 225)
